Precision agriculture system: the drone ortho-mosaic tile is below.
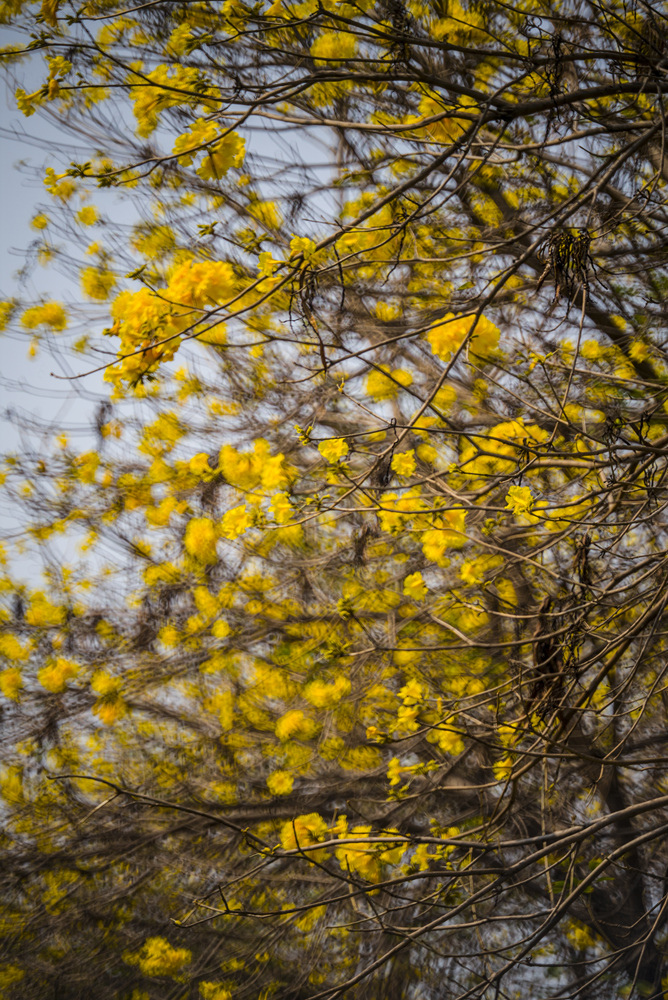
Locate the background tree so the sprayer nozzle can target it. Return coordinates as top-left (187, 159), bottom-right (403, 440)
top-left (1, 0), bottom-right (668, 998)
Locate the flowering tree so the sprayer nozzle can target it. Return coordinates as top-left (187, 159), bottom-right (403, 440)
top-left (1, 0), bottom-right (668, 997)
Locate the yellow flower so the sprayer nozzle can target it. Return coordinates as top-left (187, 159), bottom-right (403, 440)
top-left (428, 313), bottom-right (499, 362)
top-left (493, 755), bottom-right (513, 782)
top-left (505, 484), bottom-right (534, 515)
top-left (261, 453), bottom-right (292, 490)
top-left (0, 965), bottom-right (24, 990)
top-left (0, 668), bottom-right (23, 700)
top-left (289, 235), bottom-right (317, 259)
top-left (199, 983), bottom-right (232, 1000)
top-left (334, 825), bottom-right (404, 882)
top-left (90, 670), bottom-right (122, 697)
top-left (304, 676), bottom-right (351, 708)
top-left (21, 302), bottom-right (68, 331)
top-left (31, 213), bottom-right (49, 230)
top-left (37, 657), bottom-right (79, 693)
top-left (387, 757), bottom-right (403, 786)
top-left (76, 205), bottom-right (98, 226)
top-left (269, 491), bottom-right (292, 524)
top-left (211, 620), bottom-right (231, 639)
top-left (375, 301), bottom-right (400, 321)
top-left (417, 443), bottom-right (438, 465)
top-left (421, 510), bottom-right (467, 562)
top-left (25, 593), bottom-right (66, 628)
top-left (172, 117), bottom-right (219, 165)
top-left (399, 679), bottom-right (425, 705)
top-left (0, 301), bottom-right (15, 331)
top-left (403, 571), bottom-right (427, 600)
top-left (0, 633), bottom-right (30, 660)
top-left (189, 452), bottom-right (215, 478)
top-left (431, 724), bottom-right (464, 755)
top-left (80, 266), bottom-right (116, 301)
top-left (391, 450), bottom-right (416, 477)
top-left (280, 812), bottom-right (329, 858)
top-left (125, 937), bottom-right (191, 978)
top-left (311, 30), bottom-right (357, 65)
top-left (580, 339), bottom-right (603, 361)
top-left (44, 166), bottom-right (76, 201)
top-left (275, 709), bottom-right (317, 741)
top-left (433, 384), bottom-right (457, 412)
top-left (184, 517), bottom-right (217, 563)
top-left (366, 366), bottom-right (412, 401)
top-left (220, 505), bottom-right (252, 541)
top-left (566, 920), bottom-right (597, 951)
top-left (318, 438), bottom-right (348, 463)
top-left (129, 63), bottom-right (204, 137)
top-left (498, 724), bottom-right (520, 748)
top-left (267, 770), bottom-right (293, 795)
top-left (459, 555), bottom-right (501, 586)
top-left (93, 698), bottom-right (127, 725)
top-left (197, 130), bottom-right (245, 181)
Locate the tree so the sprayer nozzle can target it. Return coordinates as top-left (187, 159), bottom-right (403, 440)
top-left (1, 0), bottom-right (668, 997)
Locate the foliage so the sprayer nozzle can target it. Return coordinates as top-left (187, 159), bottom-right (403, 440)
top-left (1, 0), bottom-right (668, 997)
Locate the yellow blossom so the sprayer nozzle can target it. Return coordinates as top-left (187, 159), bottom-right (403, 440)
top-left (391, 450), bottom-right (416, 477)
top-left (430, 723), bottom-right (464, 755)
top-left (269, 492), bottom-right (292, 524)
top-left (125, 937), bottom-right (191, 978)
top-left (566, 920), bottom-right (597, 951)
top-left (220, 505), bottom-right (252, 541)
top-left (76, 205), bottom-right (98, 226)
top-left (387, 757), bottom-right (404, 786)
top-left (421, 510), bottom-right (467, 562)
top-left (280, 812), bottom-right (329, 859)
top-left (399, 679), bottom-right (425, 705)
top-left (289, 235), bottom-right (317, 259)
top-left (311, 30), bottom-right (357, 65)
top-left (0, 668), bottom-right (23, 700)
top-left (275, 709), bottom-right (317, 741)
top-left (428, 313), bottom-right (499, 362)
top-left (81, 266), bottom-right (116, 301)
top-left (318, 438), bottom-right (348, 463)
top-left (267, 770), bottom-right (293, 795)
top-left (37, 657), bottom-right (79, 693)
top-left (366, 366), bottom-right (413, 401)
top-left (493, 756), bottom-right (513, 782)
top-left (304, 676), bottom-right (351, 708)
top-left (211, 620), bottom-right (231, 639)
top-left (184, 517), bottom-right (217, 562)
top-left (0, 301), bottom-right (15, 331)
top-left (172, 117), bottom-right (219, 165)
top-left (403, 571), bottom-right (427, 600)
top-left (21, 302), bottom-right (68, 331)
top-left (25, 593), bottom-right (66, 628)
top-left (90, 670), bottom-right (121, 697)
top-left (93, 698), bottom-right (127, 725)
top-left (335, 825), bottom-right (404, 882)
top-left (259, 252), bottom-right (282, 280)
top-left (199, 983), bottom-right (232, 1000)
top-left (0, 633), bottom-right (30, 660)
top-left (189, 452), bottom-right (215, 478)
top-left (505, 484), bottom-right (534, 515)
top-left (44, 166), bottom-right (76, 200)
top-left (197, 130), bottom-right (245, 181)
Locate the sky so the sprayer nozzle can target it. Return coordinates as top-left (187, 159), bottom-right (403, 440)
top-left (1, 38), bottom-right (108, 452)
top-left (0, 36), bottom-right (112, 581)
